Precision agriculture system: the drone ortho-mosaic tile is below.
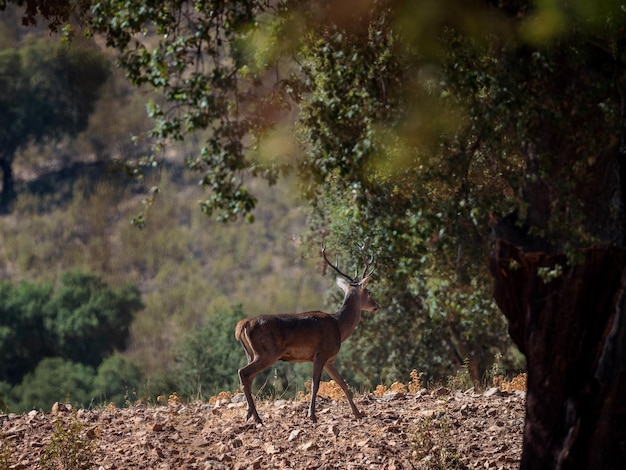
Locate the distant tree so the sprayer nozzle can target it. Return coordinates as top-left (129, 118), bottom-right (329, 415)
top-left (91, 354), bottom-right (144, 407)
top-left (0, 271), bottom-right (143, 385)
top-left (0, 39), bottom-right (110, 212)
top-left (11, 357), bottom-right (95, 412)
top-left (44, 271), bottom-right (144, 367)
top-left (0, 279), bottom-right (54, 384)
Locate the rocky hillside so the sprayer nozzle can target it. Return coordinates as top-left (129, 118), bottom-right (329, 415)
top-left (1, 385), bottom-right (525, 469)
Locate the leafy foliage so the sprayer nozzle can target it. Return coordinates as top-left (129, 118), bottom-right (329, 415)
top-left (89, 0), bottom-right (282, 222)
top-left (44, 271), bottom-right (143, 367)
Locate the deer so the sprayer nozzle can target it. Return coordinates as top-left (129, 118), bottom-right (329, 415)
top-left (234, 245), bottom-right (380, 424)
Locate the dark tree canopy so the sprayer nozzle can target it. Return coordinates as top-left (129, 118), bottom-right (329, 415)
top-left (0, 38), bottom-right (109, 211)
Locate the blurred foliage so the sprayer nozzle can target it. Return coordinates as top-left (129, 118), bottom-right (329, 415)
top-left (0, 271), bottom-right (144, 412)
top-left (91, 355), bottom-right (144, 406)
top-left (88, 0), bottom-right (279, 222)
top-left (170, 304), bottom-right (246, 400)
top-left (0, 272), bottom-right (142, 385)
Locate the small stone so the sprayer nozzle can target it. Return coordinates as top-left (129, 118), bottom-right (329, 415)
top-left (288, 429), bottom-right (302, 442)
top-left (231, 438), bottom-right (244, 448)
top-left (151, 423), bottom-right (164, 432)
top-left (193, 437), bottom-right (210, 447)
top-left (382, 392), bottom-right (405, 401)
top-left (299, 441), bottom-right (317, 451)
top-left (51, 402), bottom-right (70, 414)
top-left (231, 393), bottom-right (247, 404)
top-left (483, 387), bottom-right (499, 397)
top-left (219, 453), bottom-right (233, 463)
top-left (86, 426), bottom-right (100, 439)
top-left (264, 443), bottom-right (281, 455)
top-left (150, 447), bottom-right (165, 459)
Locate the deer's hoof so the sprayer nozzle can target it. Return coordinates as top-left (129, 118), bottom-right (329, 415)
top-left (245, 410), bottom-right (263, 425)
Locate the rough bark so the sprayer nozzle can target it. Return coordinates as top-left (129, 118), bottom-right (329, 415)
top-left (490, 240), bottom-right (626, 469)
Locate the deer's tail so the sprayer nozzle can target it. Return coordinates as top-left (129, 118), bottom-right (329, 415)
top-left (235, 319), bottom-right (248, 342)
top-left (235, 319), bottom-right (255, 362)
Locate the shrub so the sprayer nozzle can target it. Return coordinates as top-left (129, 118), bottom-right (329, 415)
top-left (12, 358), bottom-right (95, 412)
top-left (40, 414), bottom-right (95, 470)
top-left (91, 355), bottom-right (144, 407)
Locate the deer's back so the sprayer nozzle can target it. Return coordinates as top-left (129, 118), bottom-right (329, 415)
top-left (238, 312), bottom-right (341, 362)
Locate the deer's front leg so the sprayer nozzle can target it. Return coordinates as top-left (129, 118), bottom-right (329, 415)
top-left (325, 361), bottom-right (362, 419)
top-left (308, 356), bottom-right (326, 423)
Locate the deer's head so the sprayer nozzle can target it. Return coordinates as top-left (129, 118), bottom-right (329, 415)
top-left (323, 245), bottom-right (380, 312)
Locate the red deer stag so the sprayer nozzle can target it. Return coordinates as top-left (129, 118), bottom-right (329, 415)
top-left (235, 246), bottom-right (379, 424)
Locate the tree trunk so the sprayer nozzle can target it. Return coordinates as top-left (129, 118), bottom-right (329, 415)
top-left (489, 240), bottom-right (626, 469)
top-left (0, 156), bottom-right (16, 214)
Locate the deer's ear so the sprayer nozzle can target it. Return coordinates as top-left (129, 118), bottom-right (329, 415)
top-left (336, 276), bottom-right (351, 292)
top-left (360, 276), bottom-right (371, 288)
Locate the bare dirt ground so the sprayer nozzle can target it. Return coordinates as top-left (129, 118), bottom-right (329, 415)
top-left (1, 384), bottom-right (525, 470)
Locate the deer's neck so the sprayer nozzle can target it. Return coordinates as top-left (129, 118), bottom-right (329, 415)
top-left (333, 290), bottom-right (362, 342)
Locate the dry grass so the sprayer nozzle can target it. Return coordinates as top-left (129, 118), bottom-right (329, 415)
top-left (292, 369), bottom-right (425, 402)
top-left (215, 369), bottom-right (525, 407)
top-left (492, 373), bottom-right (527, 392)
top-left (209, 391), bottom-right (233, 405)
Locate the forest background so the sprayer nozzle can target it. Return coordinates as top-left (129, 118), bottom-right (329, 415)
top-left (0, 5), bottom-right (339, 412)
top-left (0, 0), bottom-right (545, 413)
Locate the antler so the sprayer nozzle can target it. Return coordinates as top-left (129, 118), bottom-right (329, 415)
top-left (322, 245), bottom-right (355, 283)
top-left (322, 244), bottom-right (376, 283)
top-left (359, 244), bottom-right (375, 281)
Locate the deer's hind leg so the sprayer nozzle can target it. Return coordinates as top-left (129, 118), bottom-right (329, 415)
top-left (238, 357), bottom-right (274, 424)
top-left (237, 330), bottom-right (277, 424)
